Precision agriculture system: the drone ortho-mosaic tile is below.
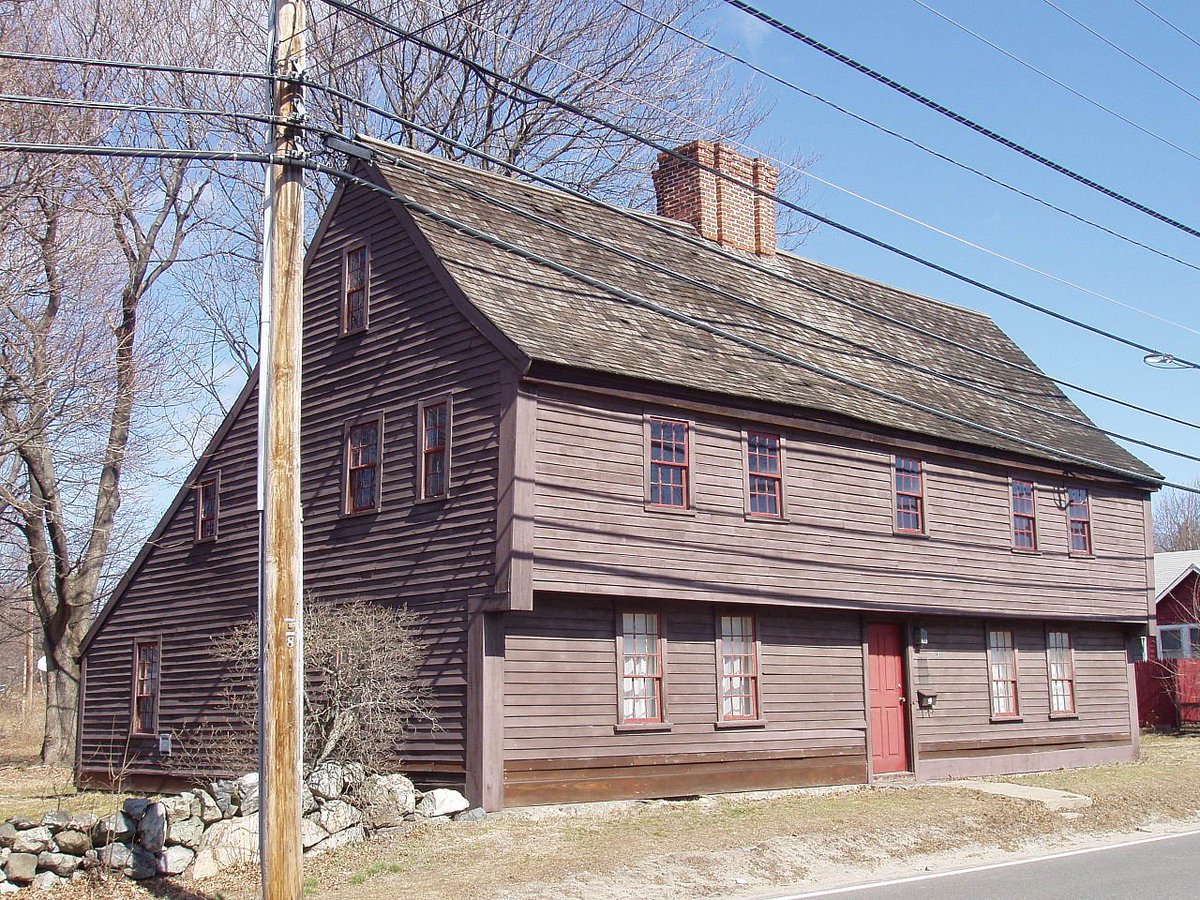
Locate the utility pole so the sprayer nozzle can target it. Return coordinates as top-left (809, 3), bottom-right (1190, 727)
top-left (259, 0), bottom-right (306, 897)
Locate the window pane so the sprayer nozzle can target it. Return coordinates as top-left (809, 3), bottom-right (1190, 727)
top-left (1160, 628), bottom-right (1185, 659)
top-left (621, 612), bottom-right (662, 722)
top-left (987, 629), bottom-right (1018, 717)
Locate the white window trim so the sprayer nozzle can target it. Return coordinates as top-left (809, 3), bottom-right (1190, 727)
top-left (1158, 624), bottom-right (1200, 659)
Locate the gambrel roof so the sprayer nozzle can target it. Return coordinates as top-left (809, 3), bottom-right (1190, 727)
top-left (363, 141), bottom-right (1158, 485)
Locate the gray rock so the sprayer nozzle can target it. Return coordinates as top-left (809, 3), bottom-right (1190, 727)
top-left (159, 794), bottom-right (193, 821)
top-left (193, 789), bottom-right (222, 825)
top-left (0, 846), bottom-right (9, 867)
top-left (30, 871), bottom-right (60, 890)
top-left (209, 780), bottom-right (236, 818)
top-left (306, 762), bottom-right (345, 801)
top-left (99, 842), bottom-right (132, 870)
top-left (92, 812), bottom-right (134, 846)
top-left (0, 883), bottom-right (19, 894)
top-left (415, 788), bottom-right (470, 819)
top-left (39, 811), bottom-right (71, 833)
top-left (53, 830), bottom-right (90, 856)
top-left (136, 802), bottom-right (167, 853)
top-left (313, 799), bottom-right (361, 835)
top-left (0, 823), bottom-right (15, 849)
top-left (157, 845), bottom-right (195, 876)
top-left (234, 772), bottom-right (260, 817)
top-left (357, 774), bottom-right (417, 828)
top-left (343, 762), bottom-right (367, 789)
top-left (191, 815), bottom-right (258, 880)
top-left (167, 816), bottom-right (204, 849)
top-left (12, 827), bottom-right (52, 854)
top-left (125, 845), bottom-right (157, 880)
top-left (36, 851), bottom-right (79, 877)
top-left (452, 807), bottom-right (487, 823)
top-left (300, 817), bottom-right (326, 850)
top-left (5, 852), bottom-right (36, 884)
top-left (121, 798), bottom-right (150, 820)
top-left (7, 819), bottom-right (35, 831)
top-left (307, 825), bottom-right (365, 856)
top-left (301, 786), bottom-right (318, 815)
top-left (64, 813), bottom-right (97, 834)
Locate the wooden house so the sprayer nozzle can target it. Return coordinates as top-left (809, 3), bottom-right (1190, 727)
top-left (1136, 550), bottom-right (1200, 728)
top-left (76, 139), bottom-right (1158, 810)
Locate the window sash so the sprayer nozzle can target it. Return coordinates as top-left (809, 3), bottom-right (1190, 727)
top-left (1067, 488), bottom-right (1092, 554)
top-left (346, 421), bottom-right (380, 513)
top-left (620, 612), bottom-right (663, 723)
top-left (1046, 630), bottom-right (1075, 715)
top-left (719, 614), bottom-right (759, 720)
top-left (1011, 481), bottom-right (1037, 550)
top-left (1159, 625), bottom-right (1200, 660)
top-left (132, 641), bottom-right (159, 734)
top-left (746, 432), bottom-right (782, 517)
top-left (894, 456), bottom-right (924, 533)
top-left (649, 419), bottom-right (689, 508)
top-left (343, 246), bottom-right (369, 332)
top-left (196, 478), bottom-right (218, 540)
top-left (422, 402), bottom-right (448, 498)
top-left (986, 628), bottom-right (1019, 718)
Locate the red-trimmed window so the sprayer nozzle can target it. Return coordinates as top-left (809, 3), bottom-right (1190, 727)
top-left (421, 400), bottom-right (449, 499)
top-left (987, 627), bottom-right (1020, 719)
top-left (648, 418), bottom-right (689, 509)
top-left (1067, 488), bottom-right (1092, 555)
top-left (894, 456), bottom-right (924, 533)
top-left (718, 614), bottom-right (759, 720)
top-left (620, 612), bottom-right (663, 723)
top-left (132, 640), bottom-right (160, 735)
top-left (345, 418), bottom-right (382, 514)
top-left (746, 432), bottom-right (782, 518)
top-left (1046, 630), bottom-right (1076, 715)
top-left (195, 476), bottom-right (219, 541)
top-left (1011, 480), bottom-right (1037, 550)
top-left (342, 245), bottom-right (369, 333)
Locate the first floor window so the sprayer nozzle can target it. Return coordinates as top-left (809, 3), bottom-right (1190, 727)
top-left (648, 418), bottom-right (689, 508)
top-left (987, 627), bottom-right (1019, 718)
top-left (343, 245), bottom-right (369, 332)
top-left (346, 418), bottom-right (382, 513)
top-left (133, 641), bottom-right (160, 734)
top-left (1067, 488), bottom-right (1092, 555)
top-left (1046, 630), bottom-right (1076, 715)
top-left (1159, 625), bottom-right (1200, 659)
top-left (1011, 480), bottom-right (1037, 550)
top-left (421, 400), bottom-right (449, 498)
top-left (620, 612), bottom-right (663, 723)
top-left (894, 456), bottom-right (924, 533)
top-left (746, 432), bottom-right (782, 517)
top-left (195, 476), bottom-right (219, 541)
top-left (719, 614), bottom-right (759, 720)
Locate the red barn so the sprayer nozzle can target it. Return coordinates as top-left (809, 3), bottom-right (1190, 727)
top-left (1137, 551), bottom-right (1200, 728)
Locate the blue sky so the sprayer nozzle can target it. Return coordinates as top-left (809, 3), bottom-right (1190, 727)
top-left (703, 0), bottom-right (1200, 491)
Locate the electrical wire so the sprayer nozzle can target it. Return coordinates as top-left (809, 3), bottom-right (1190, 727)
top-left (718, 0), bottom-right (1200, 243)
top-left (402, 0), bottom-right (1200, 339)
top-left (0, 50), bottom-right (277, 82)
top-left (322, 0), bottom-right (493, 75)
top-left (298, 76), bottom-right (1200, 433)
top-left (618, 0), bottom-right (1200, 277)
top-left (314, 0), bottom-right (1200, 369)
top-left (0, 93), bottom-right (281, 127)
top-left (0, 141), bottom-right (276, 163)
top-left (1132, 0), bottom-right (1200, 52)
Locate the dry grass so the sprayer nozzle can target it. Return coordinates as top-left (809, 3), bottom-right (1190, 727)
top-left (7, 732), bottom-right (1200, 900)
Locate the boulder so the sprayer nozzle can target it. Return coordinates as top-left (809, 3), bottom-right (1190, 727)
top-left (192, 815), bottom-right (259, 880)
top-left (65, 813), bottom-right (97, 834)
top-left (415, 789), bottom-right (469, 819)
top-left (30, 871), bottom-right (60, 890)
top-left (7, 819), bottom-right (35, 831)
top-left (301, 787), bottom-right (318, 815)
top-left (4, 852), bottom-right (36, 884)
top-left (0, 883), bottom-right (19, 894)
top-left (300, 818), bottom-right (326, 851)
top-left (453, 807), bottom-right (487, 823)
top-left (12, 827), bottom-right (52, 854)
top-left (312, 800), bottom-right (361, 835)
top-left (125, 846), bottom-right (157, 880)
top-left (234, 773), bottom-right (260, 817)
top-left (343, 763), bottom-right (367, 789)
top-left (0, 847), bottom-right (9, 867)
top-left (308, 825), bottom-right (365, 857)
top-left (121, 798), bottom-right (150, 820)
top-left (157, 845), bottom-right (195, 876)
top-left (209, 780), bottom-right (236, 818)
top-left (167, 816), bottom-right (204, 849)
top-left (52, 830), bottom-right (90, 856)
top-left (193, 789), bottom-right (223, 825)
top-left (357, 774), bottom-right (417, 828)
top-left (36, 851), bottom-right (80, 877)
top-left (306, 762), bottom-right (345, 801)
top-left (92, 812), bottom-right (135, 846)
top-left (39, 811), bottom-right (71, 833)
top-left (99, 842), bottom-right (132, 871)
top-left (136, 802), bottom-right (167, 853)
top-left (0, 823), bottom-right (15, 849)
top-left (160, 794), bottom-right (194, 821)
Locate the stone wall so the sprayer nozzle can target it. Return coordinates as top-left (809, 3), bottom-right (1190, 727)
top-left (0, 764), bottom-right (477, 891)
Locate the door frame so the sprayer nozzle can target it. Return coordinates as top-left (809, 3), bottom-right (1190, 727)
top-left (863, 617), bottom-right (916, 780)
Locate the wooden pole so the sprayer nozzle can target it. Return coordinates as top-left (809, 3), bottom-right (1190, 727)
top-left (260, 0), bottom-right (305, 896)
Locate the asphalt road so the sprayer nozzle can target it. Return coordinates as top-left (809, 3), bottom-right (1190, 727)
top-left (769, 829), bottom-right (1200, 900)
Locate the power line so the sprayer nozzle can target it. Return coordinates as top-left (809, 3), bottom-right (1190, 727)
top-left (1132, 0), bottom-right (1200, 52)
top-left (314, 0), bottom-right (1200, 369)
top-left (322, 0), bottom-right (493, 75)
top-left (299, 77), bottom-right (1200, 432)
top-left (618, 0), bottom-right (1200, 277)
top-left (0, 141), bottom-right (276, 163)
top-left (1040, 0), bottom-right (1200, 106)
top-left (912, 0), bottom-right (1200, 158)
top-left (0, 50), bottom-right (277, 82)
top-left (0, 93), bottom-right (280, 127)
top-left (718, 0), bottom-right (1200, 243)
top-left (404, 0), bottom-right (1200, 339)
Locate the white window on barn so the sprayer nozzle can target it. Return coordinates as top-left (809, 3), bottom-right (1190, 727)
top-left (1046, 630), bottom-right (1076, 716)
top-left (986, 627), bottom-right (1020, 719)
top-left (1159, 625), bottom-right (1200, 660)
top-left (718, 614), bottom-right (760, 720)
top-left (132, 640), bottom-right (160, 735)
top-left (620, 612), bottom-right (663, 724)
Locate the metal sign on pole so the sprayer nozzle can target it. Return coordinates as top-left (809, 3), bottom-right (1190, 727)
top-left (259, 0), bottom-right (306, 896)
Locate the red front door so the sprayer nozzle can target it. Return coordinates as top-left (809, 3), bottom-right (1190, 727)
top-left (867, 622), bottom-right (910, 774)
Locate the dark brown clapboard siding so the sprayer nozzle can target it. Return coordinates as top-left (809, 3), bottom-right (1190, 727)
top-left (530, 387), bottom-right (1150, 622)
top-left (80, 180), bottom-right (513, 783)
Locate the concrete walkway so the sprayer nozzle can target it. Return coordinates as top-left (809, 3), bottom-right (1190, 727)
top-left (928, 779), bottom-right (1092, 811)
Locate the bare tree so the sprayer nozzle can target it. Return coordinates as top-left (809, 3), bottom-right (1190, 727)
top-left (1155, 481), bottom-right (1200, 552)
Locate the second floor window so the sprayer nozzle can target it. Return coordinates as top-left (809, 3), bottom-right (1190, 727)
top-left (1011, 480), bottom-right (1037, 550)
top-left (1068, 488), bottom-right (1092, 555)
top-left (719, 614), bottom-right (760, 720)
top-left (421, 400), bottom-right (449, 499)
top-left (195, 476), bottom-right (219, 541)
top-left (342, 245), bottom-right (369, 333)
top-left (986, 627), bottom-right (1019, 719)
top-left (648, 418), bottom-right (689, 509)
top-left (1159, 625), bottom-right (1200, 660)
top-left (132, 640), bottom-right (160, 735)
top-left (1046, 630), bottom-right (1076, 715)
top-left (746, 432), bottom-right (783, 518)
top-left (345, 418), bottom-right (382, 514)
top-left (894, 456), bottom-right (924, 533)
top-left (620, 612), bottom-right (663, 723)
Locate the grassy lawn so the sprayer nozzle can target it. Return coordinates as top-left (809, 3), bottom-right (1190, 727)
top-left (4, 712), bottom-right (1196, 899)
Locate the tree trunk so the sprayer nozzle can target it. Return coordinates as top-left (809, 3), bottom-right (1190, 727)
top-left (42, 658), bottom-right (79, 766)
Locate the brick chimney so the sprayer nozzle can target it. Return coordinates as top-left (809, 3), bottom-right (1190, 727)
top-left (651, 140), bottom-right (778, 257)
